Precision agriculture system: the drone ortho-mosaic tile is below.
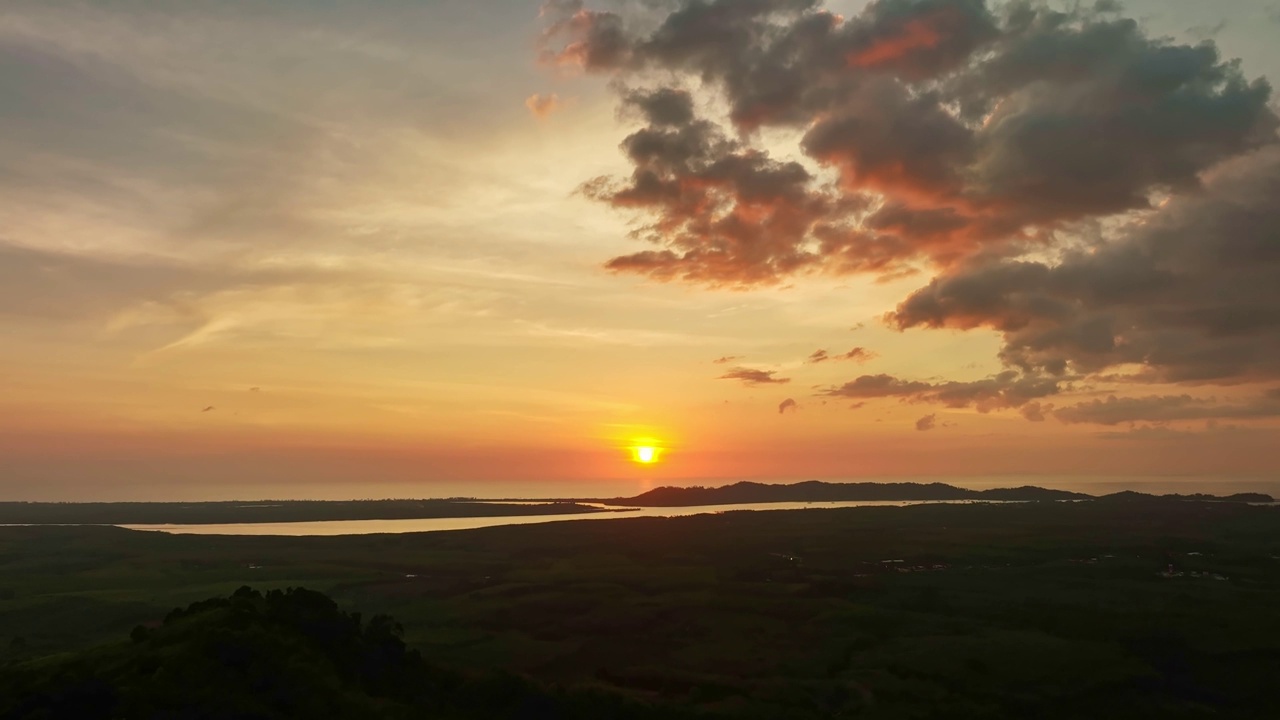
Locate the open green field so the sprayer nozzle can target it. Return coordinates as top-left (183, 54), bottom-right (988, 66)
top-left (4, 499), bottom-right (1280, 717)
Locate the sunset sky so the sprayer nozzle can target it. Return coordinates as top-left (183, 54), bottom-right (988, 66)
top-left (4, 0), bottom-right (1280, 500)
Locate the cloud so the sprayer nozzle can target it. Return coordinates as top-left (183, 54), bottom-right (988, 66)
top-left (809, 347), bottom-right (873, 363)
top-left (888, 146), bottom-right (1280, 386)
top-left (915, 413), bottom-right (937, 431)
top-left (525, 93), bottom-right (562, 118)
top-left (824, 373), bottom-right (935, 399)
top-left (778, 398), bottom-right (798, 414)
top-left (538, 1), bottom-right (1280, 435)
top-left (822, 370), bottom-right (1060, 412)
top-left (1186, 20), bottom-right (1228, 41)
top-left (836, 347), bottom-right (876, 363)
top-left (1054, 394), bottom-right (1280, 426)
top-left (1020, 401), bottom-right (1048, 422)
top-left (586, 88), bottom-right (841, 287)
top-left (712, 355), bottom-right (741, 364)
top-left (821, 374), bottom-right (1280, 427)
top-left (1093, 422), bottom-right (1279, 442)
top-left (201, 406), bottom-right (215, 412)
top-left (538, 0), bottom-right (632, 70)
top-left (545, 0), bottom-right (1276, 286)
top-left (718, 367), bottom-right (791, 386)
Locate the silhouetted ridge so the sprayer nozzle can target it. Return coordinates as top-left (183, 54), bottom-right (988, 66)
top-left (1097, 491), bottom-right (1273, 503)
top-left (0, 587), bottom-right (700, 720)
top-left (605, 481), bottom-right (1090, 506)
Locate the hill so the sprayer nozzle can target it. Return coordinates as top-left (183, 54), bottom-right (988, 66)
top-left (604, 480), bottom-right (1090, 506)
top-left (0, 586), bottom-right (695, 720)
top-left (1099, 491), bottom-right (1274, 503)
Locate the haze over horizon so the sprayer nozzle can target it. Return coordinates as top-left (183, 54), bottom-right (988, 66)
top-left (5, 0), bottom-right (1280, 501)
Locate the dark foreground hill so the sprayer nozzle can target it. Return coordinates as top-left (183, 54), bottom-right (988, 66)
top-left (0, 587), bottom-right (694, 720)
top-left (605, 480), bottom-right (1089, 506)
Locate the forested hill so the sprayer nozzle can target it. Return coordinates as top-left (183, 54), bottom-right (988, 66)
top-left (0, 587), bottom-right (698, 720)
top-left (605, 481), bottom-right (1090, 506)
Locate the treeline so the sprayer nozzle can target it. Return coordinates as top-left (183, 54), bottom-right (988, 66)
top-left (0, 500), bottom-right (606, 526)
top-left (0, 587), bottom-right (703, 720)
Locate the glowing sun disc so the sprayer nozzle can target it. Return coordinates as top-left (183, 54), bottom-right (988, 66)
top-left (632, 446), bottom-right (658, 464)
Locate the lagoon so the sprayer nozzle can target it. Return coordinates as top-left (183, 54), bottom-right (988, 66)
top-left (123, 499), bottom-right (993, 536)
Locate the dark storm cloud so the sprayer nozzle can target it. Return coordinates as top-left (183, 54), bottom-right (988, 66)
top-left (718, 367), bottom-right (791, 386)
top-left (545, 0), bottom-right (1277, 285)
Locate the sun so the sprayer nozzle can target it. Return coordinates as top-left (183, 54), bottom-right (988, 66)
top-left (630, 445), bottom-right (660, 465)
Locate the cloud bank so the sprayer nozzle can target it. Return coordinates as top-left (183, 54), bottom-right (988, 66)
top-left (545, 0), bottom-right (1280, 427)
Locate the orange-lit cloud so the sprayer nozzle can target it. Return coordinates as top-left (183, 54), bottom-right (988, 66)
top-left (848, 17), bottom-right (943, 69)
top-left (542, 0), bottom-right (1280, 443)
top-left (549, 0), bottom-right (1275, 287)
top-left (525, 92), bottom-right (562, 118)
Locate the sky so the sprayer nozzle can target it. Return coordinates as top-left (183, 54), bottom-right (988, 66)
top-left (3, 0), bottom-right (1280, 501)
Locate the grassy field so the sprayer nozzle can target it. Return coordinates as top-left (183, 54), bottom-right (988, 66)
top-left (4, 499), bottom-right (1280, 717)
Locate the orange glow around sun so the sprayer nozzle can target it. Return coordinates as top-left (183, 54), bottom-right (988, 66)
top-left (630, 444), bottom-right (661, 465)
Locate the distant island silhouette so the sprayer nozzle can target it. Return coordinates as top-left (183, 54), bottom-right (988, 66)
top-left (596, 480), bottom-right (1273, 507)
top-left (2, 483), bottom-right (1270, 525)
